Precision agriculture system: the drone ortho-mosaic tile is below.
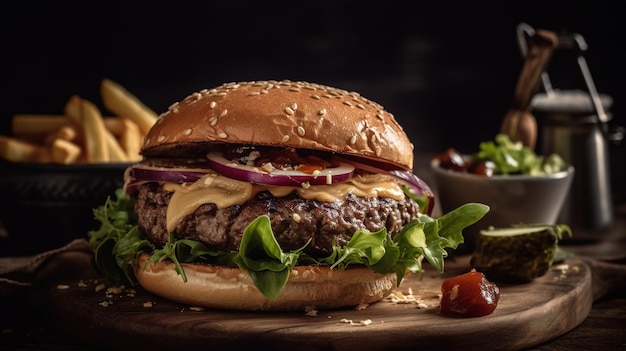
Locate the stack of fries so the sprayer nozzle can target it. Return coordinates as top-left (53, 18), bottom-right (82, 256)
top-left (0, 79), bottom-right (157, 164)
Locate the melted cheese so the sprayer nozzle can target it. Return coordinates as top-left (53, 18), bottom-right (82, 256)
top-left (163, 172), bottom-right (405, 233)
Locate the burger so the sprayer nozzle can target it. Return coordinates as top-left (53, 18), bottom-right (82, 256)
top-left (88, 80), bottom-right (488, 311)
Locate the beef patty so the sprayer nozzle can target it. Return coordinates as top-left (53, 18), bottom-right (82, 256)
top-left (135, 182), bottom-right (420, 257)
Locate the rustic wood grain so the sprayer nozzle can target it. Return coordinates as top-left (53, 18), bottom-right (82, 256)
top-left (42, 255), bottom-right (594, 351)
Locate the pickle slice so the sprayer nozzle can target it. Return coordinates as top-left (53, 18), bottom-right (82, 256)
top-left (470, 225), bottom-right (569, 283)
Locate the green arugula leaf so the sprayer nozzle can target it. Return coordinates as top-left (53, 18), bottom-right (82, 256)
top-left (401, 184), bottom-right (431, 215)
top-left (88, 189), bottom-right (151, 286)
top-left (324, 228), bottom-right (389, 269)
top-left (87, 189), bottom-right (490, 301)
top-left (232, 215), bottom-right (307, 300)
top-left (419, 202), bottom-right (489, 271)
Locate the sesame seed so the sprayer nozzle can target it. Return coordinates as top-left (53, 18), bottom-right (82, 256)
top-left (210, 117), bottom-right (218, 126)
top-left (249, 92), bottom-right (261, 96)
top-left (297, 125), bottom-right (306, 136)
top-left (217, 92), bottom-right (227, 96)
top-left (220, 109), bottom-right (228, 117)
top-left (375, 146), bottom-right (382, 157)
top-left (350, 135), bottom-right (357, 144)
top-left (210, 101), bottom-right (217, 108)
top-left (183, 128), bottom-right (192, 135)
top-left (168, 102), bottom-right (179, 110)
top-left (311, 95), bottom-right (321, 100)
top-left (289, 87), bottom-right (301, 92)
top-left (356, 103), bottom-right (365, 110)
top-left (157, 135), bottom-right (165, 142)
top-left (193, 92), bottom-right (202, 100)
top-left (281, 135), bottom-right (290, 143)
top-left (292, 103), bottom-right (298, 110)
top-left (318, 108), bottom-right (327, 116)
top-left (285, 107), bottom-right (295, 115)
top-left (343, 101), bottom-right (353, 107)
top-left (293, 213), bottom-right (301, 223)
top-left (218, 132), bottom-right (228, 138)
top-left (261, 89), bottom-right (269, 94)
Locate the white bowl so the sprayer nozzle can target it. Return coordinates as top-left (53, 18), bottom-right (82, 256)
top-left (430, 159), bottom-right (574, 252)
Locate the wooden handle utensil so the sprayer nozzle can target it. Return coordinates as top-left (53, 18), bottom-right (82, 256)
top-left (500, 28), bottom-right (558, 149)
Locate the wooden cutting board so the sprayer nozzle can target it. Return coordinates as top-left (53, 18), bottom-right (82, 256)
top-left (39, 254), bottom-right (594, 351)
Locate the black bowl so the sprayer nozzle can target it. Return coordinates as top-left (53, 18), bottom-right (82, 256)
top-left (0, 160), bottom-right (131, 256)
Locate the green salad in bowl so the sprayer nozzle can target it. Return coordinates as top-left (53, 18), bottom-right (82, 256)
top-left (430, 134), bottom-right (574, 252)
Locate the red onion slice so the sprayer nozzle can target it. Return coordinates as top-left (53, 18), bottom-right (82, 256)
top-left (206, 151), bottom-right (354, 186)
top-left (130, 166), bottom-right (208, 183)
top-left (124, 165), bottom-right (212, 196)
top-left (388, 169), bottom-right (435, 215)
top-left (336, 156), bottom-right (435, 215)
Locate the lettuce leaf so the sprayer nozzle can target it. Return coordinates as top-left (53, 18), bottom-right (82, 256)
top-left (88, 189), bottom-right (489, 299)
top-left (474, 134), bottom-right (567, 175)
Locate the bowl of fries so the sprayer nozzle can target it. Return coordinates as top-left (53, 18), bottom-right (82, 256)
top-left (0, 79), bottom-right (157, 256)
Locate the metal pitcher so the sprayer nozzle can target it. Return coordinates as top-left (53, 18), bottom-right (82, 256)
top-left (520, 23), bottom-right (624, 239)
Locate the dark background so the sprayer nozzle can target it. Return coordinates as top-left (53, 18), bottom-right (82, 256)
top-left (1, 0), bottom-right (624, 194)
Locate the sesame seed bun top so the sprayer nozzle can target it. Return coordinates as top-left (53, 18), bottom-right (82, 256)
top-left (142, 80), bottom-right (414, 170)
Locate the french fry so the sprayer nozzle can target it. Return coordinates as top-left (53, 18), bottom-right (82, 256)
top-left (103, 118), bottom-right (125, 136)
top-left (105, 131), bottom-right (129, 162)
top-left (0, 135), bottom-right (49, 162)
top-left (64, 95), bottom-right (110, 162)
top-left (119, 118), bottom-right (143, 161)
top-left (4, 80), bottom-right (155, 165)
top-left (50, 138), bottom-right (82, 164)
top-left (101, 78), bottom-right (158, 135)
top-left (13, 114), bottom-right (119, 138)
top-left (12, 115), bottom-right (69, 138)
top-left (44, 125), bottom-right (79, 145)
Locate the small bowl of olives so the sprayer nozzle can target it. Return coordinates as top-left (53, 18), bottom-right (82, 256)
top-left (430, 134), bottom-right (574, 252)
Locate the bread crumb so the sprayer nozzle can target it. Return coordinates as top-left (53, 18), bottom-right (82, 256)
top-left (387, 288), bottom-right (439, 309)
top-left (552, 263), bottom-right (580, 281)
top-left (56, 284), bottom-right (70, 290)
top-left (106, 285), bottom-right (125, 294)
top-left (143, 301), bottom-right (153, 308)
top-left (355, 303), bottom-right (369, 310)
top-left (304, 305), bottom-right (318, 316)
top-left (339, 318), bottom-right (373, 326)
top-left (78, 280), bottom-right (88, 288)
top-left (95, 283), bottom-right (106, 293)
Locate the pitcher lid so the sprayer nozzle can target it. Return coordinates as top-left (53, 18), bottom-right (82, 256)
top-left (531, 89), bottom-right (613, 114)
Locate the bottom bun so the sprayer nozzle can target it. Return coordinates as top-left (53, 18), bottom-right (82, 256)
top-left (134, 252), bottom-right (398, 311)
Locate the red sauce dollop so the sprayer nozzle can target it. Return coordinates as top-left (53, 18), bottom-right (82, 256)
top-left (440, 269), bottom-right (500, 317)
